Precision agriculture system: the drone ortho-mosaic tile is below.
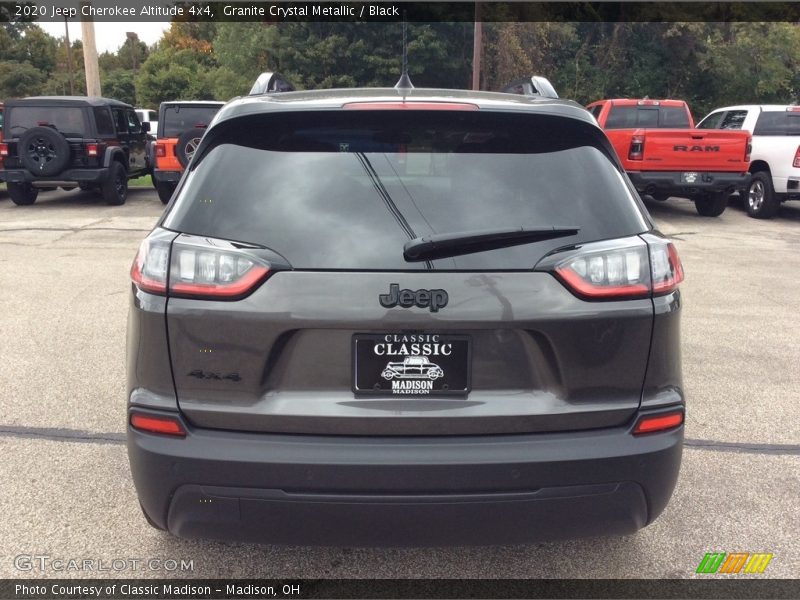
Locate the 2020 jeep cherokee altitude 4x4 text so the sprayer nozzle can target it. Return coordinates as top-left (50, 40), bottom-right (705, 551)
top-left (127, 80), bottom-right (686, 546)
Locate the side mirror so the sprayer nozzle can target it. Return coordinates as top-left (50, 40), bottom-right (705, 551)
top-left (141, 121), bottom-right (151, 133)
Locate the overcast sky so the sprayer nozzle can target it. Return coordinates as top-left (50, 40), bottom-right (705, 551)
top-left (38, 21), bottom-right (170, 53)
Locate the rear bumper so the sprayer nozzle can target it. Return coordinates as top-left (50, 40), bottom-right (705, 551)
top-left (128, 409), bottom-right (683, 546)
top-left (0, 168), bottom-right (110, 185)
top-left (628, 170), bottom-right (750, 197)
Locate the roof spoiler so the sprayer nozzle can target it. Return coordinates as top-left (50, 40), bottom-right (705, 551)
top-left (499, 76), bottom-right (559, 99)
top-left (249, 72), bottom-right (296, 96)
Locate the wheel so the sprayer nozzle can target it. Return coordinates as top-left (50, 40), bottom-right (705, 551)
top-left (102, 161), bottom-right (128, 205)
top-left (176, 128), bottom-right (203, 168)
top-left (694, 192), bottom-right (728, 217)
top-left (746, 172), bottom-right (779, 219)
top-left (19, 126), bottom-right (71, 176)
top-left (155, 181), bottom-right (175, 204)
top-left (7, 182), bottom-right (39, 206)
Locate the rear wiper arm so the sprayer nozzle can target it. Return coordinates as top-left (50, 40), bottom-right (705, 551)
top-left (403, 226), bottom-right (580, 262)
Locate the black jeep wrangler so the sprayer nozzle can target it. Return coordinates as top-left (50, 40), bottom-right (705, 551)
top-left (0, 96), bottom-right (152, 206)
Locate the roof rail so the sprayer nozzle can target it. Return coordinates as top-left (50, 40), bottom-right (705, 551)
top-left (249, 72), bottom-right (296, 96)
top-left (499, 76), bottom-right (559, 99)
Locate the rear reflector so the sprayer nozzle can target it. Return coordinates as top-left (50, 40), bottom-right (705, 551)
top-left (0, 143), bottom-right (8, 157)
top-left (130, 413), bottom-right (186, 437)
top-left (343, 101), bottom-right (479, 111)
top-left (633, 411), bottom-right (684, 435)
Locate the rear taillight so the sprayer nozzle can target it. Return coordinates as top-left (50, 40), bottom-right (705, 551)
top-left (544, 235), bottom-right (684, 300)
top-left (629, 134), bottom-right (644, 161)
top-left (86, 143), bottom-right (98, 157)
top-left (130, 233), bottom-right (271, 300)
top-left (0, 143), bottom-right (8, 157)
top-left (169, 244), bottom-right (269, 299)
top-left (154, 143), bottom-right (166, 158)
top-left (793, 146), bottom-right (800, 168)
top-left (745, 139), bottom-right (752, 163)
top-left (633, 410), bottom-right (684, 435)
top-left (130, 413), bottom-right (186, 437)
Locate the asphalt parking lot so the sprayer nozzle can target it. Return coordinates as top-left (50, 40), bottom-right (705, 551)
top-left (0, 187), bottom-right (797, 579)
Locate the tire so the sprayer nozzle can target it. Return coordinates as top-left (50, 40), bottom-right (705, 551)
top-left (745, 172), bottom-right (779, 219)
top-left (694, 192), bottom-right (728, 217)
top-left (176, 128), bottom-right (203, 168)
top-left (156, 182), bottom-right (175, 204)
top-left (19, 126), bottom-right (71, 176)
top-left (7, 182), bottom-right (39, 206)
top-left (102, 161), bottom-right (128, 205)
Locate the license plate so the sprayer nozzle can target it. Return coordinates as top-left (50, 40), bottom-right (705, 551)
top-left (353, 334), bottom-right (471, 397)
top-left (681, 172), bottom-right (700, 183)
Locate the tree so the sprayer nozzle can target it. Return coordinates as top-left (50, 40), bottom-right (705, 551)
top-left (102, 69), bottom-right (135, 105)
top-left (135, 46), bottom-right (215, 105)
top-left (0, 60), bottom-right (45, 97)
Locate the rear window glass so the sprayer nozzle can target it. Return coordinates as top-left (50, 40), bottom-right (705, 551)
top-left (605, 105), bottom-right (690, 129)
top-left (7, 106), bottom-right (88, 137)
top-left (164, 111), bottom-right (647, 270)
top-left (161, 105), bottom-right (222, 137)
top-left (753, 111), bottom-right (800, 136)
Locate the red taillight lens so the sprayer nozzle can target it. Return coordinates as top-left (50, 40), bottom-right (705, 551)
top-left (169, 243), bottom-right (270, 299)
top-left (745, 138), bottom-right (752, 163)
top-left (130, 239), bottom-right (169, 294)
top-left (651, 242), bottom-right (684, 295)
top-left (0, 143), bottom-right (8, 157)
top-left (629, 134), bottom-right (645, 160)
top-left (633, 411), bottom-right (684, 435)
top-left (154, 143), bottom-right (166, 158)
top-left (549, 236), bottom-right (684, 301)
top-left (131, 235), bottom-right (271, 300)
top-left (86, 143), bottom-right (98, 157)
top-left (793, 146), bottom-right (800, 168)
top-left (130, 413), bottom-right (186, 437)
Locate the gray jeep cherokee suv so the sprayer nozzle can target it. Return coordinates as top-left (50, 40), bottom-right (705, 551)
top-left (127, 81), bottom-right (685, 545)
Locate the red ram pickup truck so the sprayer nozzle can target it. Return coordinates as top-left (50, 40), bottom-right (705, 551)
top-left (587, 99), bottom-right (752, 216)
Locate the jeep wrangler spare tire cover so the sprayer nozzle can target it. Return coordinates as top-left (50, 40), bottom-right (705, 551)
top-left (19, 127), bottom-right (71, 176)
top-left (176, 128), bottom-right (204, 168)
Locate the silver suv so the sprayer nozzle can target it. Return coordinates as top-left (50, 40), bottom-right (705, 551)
top-left (126, 76), bottom-right (686, 545)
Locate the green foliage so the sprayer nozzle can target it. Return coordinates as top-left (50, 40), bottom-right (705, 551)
top-left (0, 60), bottom-right (45, 97)
top-left (102, 69), bottom-right (136, 105)
top-left (135, 47), bottom-right (215, 106)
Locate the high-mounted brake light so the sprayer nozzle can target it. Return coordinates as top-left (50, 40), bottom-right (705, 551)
top-left (343, 102), bottom-right (479, 111)
top-left (633, 411), bottom-right (684, 435)
top-left (793, 146), bottom-right (800, 168)
top-left (130, 413), bottom-right (186, 437)
top-left (154, 143), bottom-right (166, 158)
top-left (0, 143), bottom-right (8, 157)
top-left (629, 134), bottom-right (645, 161)
top-left (86, 143), bottom-right (98, 157)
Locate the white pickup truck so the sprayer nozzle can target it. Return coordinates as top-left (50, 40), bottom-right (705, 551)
top-left (697, 105), bottom-right (800, 218)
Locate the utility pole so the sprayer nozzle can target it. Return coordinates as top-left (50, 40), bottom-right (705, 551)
top-left (63, 18), bottom-right (75, 95)
top-left (80, 3), bottom-right (102, 97)
top-left (471, 3), bottom-right (482, 90)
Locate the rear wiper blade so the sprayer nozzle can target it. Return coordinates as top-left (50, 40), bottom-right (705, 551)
top-left (403, 226), bottom-right (580, 262)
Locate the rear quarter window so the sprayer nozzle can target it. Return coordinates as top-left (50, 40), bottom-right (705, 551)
top-left (163, 110), bottom-right (648, 271)
top-left (93, 107), bottom-right (115, 136)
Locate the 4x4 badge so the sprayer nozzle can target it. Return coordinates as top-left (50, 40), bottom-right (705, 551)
top-left (379, 283), bottom-right (448, 313)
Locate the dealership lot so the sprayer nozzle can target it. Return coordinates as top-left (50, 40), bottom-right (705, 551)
top-left (0, 188), bottom-right (797, 578)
